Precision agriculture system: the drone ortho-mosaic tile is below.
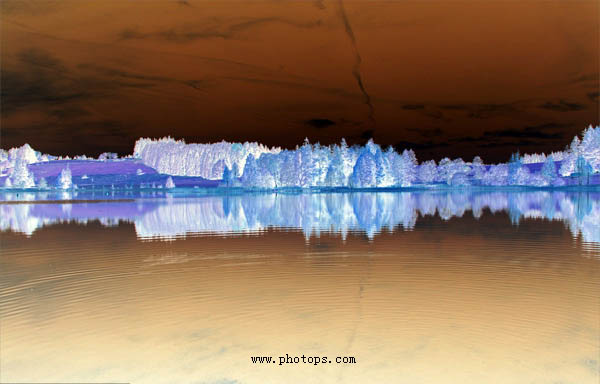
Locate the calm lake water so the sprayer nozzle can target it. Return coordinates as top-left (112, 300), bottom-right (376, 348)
top-left (1, 191), bottom-right (599, 384)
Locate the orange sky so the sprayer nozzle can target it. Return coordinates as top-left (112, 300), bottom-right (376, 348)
top-left (1, 0), bottom-right (598, 162)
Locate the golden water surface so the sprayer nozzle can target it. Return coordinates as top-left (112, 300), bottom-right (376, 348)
top-left (1, 212), bottom-right (598, 384)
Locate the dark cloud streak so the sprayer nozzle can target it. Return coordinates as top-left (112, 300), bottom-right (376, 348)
top-left (538, 100), bottom-right (585, 112)
top-left (119, 17), bottom-right (323, 43)
top-left (306, 118), bottom-right (335, 129)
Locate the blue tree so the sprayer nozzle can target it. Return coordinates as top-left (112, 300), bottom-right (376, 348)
top-left (541, 155), bottom-right (557, 184)
top-left (350, 150), bottom-right (376, 188)
top-left (222, 165), bottom-right (236, 187)
top-left (575, 155), bottom-right (592, 185)
top-left (325, 146), bottom-right (346, 187)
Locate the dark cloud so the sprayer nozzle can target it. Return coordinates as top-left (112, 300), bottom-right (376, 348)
top-left (49, 106), bottom-right (92, 119)
top-left (437, 103), bottom-right (518, 119)
top-left (119, 17), bottom-right (323, 42)
top-left (0, 0), bottom-right (62, 15)
top-left (467, 104), bottom-right (517, 119)
top-left (423, 110), bottom-right (444, 120)
top-left (223, 76), bottom-right (358, 100)
top-left (306, 118), bottom-right (335, 129)
top-left (538, 100), bottom-right (585, 112)
top-left (453, 136), bottom-right (484, 143)
top-left (572, 73), bottom-right (599, 84)
top-left (1, 67), bottom-right (88, 115)
top-left (480, 140), bottom-right (536, 148)
top-left (394, 140), bottom-right (449, 151)
top-left (448, 123), bottom-right (569, 147)
top-left (407, 127), bottom-right (443, 137)
top-left (78, 63), bottom-right (170, 82)
top-left (482, 125), bottom-right (565, 140)
top-left (401, 104), bottom-right (425, 110)
top-left (438, 104), bottom-right (465, 110)
top-left (118, 28), bottom-right (148, 40)
top-left (18, 47), bottom-right (67, 71)
top-left (2, 49), bottom-right (197, 116)
top-left (521, 122), bottom-right (572, 131)
top-left (78, 63), bottom-right (212, 93)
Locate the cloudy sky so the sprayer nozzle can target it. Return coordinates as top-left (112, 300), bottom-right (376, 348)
top-left (1, 0), bottom-right (598, 162)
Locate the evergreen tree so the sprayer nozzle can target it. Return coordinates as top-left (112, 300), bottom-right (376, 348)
top-left (350, 150), bottom-right (376, 188)
top-left (471, 156), bottom-right (485, 182)
top-left (299, 138), bottom-right (315, 187)
top-left (57, 166), bottom-right (72, 189)
top-left (165, 176), bottom-right (176, 189)
top-left (374, 149), bottom-right (393, 187)
top-left (9, 158), bottom-right (35, 188)
top-left (541, 155), bottom-right (557, 184)
top-left (418, 160), bottom-right (438, 184)
top-left (399, 149), bottom-right (417, 186)
top-left (575, 155), bottom-right (592, 185)
top-left (222, 166), bottom-right (234, 187)
top-left (325, 147), bottom-right (345, 187)
top-left (38, 177), bottom-right (48, 189)
top-left (507, 151), bottom-right (522, 185)
top-left (241, 154), bottom-right (259, 187)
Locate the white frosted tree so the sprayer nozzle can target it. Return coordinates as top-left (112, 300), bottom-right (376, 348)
top-left (481, 164), bottom-right (508, 186)
top-left (365, 139), bottom-right (378, 155)
top-left (258, 153), bottom-right (284, 188)
top-left (325, 147), bottom-right (346, 187)
top-left (280, 150), bottom-right (301, 187)
top-left (514, 166), bottom-right (531, 186)
top-left (350, 150), bottom-right (376, 188)
top-left (450, 172), bottom-right (470, 186)
top-left (165, 176), bottom-right (175, 189)
top-left (9, 143), bottom-right (39, 165)
top-left (9, 158), bottom-right (35, 188)
top-left (471, 156), bottom-right (485, 183)
top-left (311, 144), bottom-right (330, 186)
top-left (38, 177), bottom-right (48, 189)
top-left (436, 158), bottom-right (452, 184)
top-left (57, 167), bottom-right (72, 189)
top-left (385, 149), bottom-right (401, 186)
top-left (437, 158), bottom-right (468, 185)
top-left (242, 154), bottom-right (259, 187)
top-left (559, 135), bottom-right (583, 177)
top-left (132, 137), bottom-right (280, 179)
top-left (579, 125), bottom-right (600, 173)
top-left (340, 139), bottom-right (355, 183)
top-left (507, 152), bottom-right (522, 185)
top-left (397, 149), bottom-right (417, 187)
top-left (241, 154), bottom-right (275, 188)
top-left (210, 160), bottom-right (226, 180)
top-left (418, 160), bottom-right (438, 184)
top-left (374, 148), bottom-right (394, 187)
top-left (298, 139), bottom-right (315, 187)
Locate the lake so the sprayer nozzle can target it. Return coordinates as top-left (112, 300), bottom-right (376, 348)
top-left (1, 191), bottom-right (598, 384)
